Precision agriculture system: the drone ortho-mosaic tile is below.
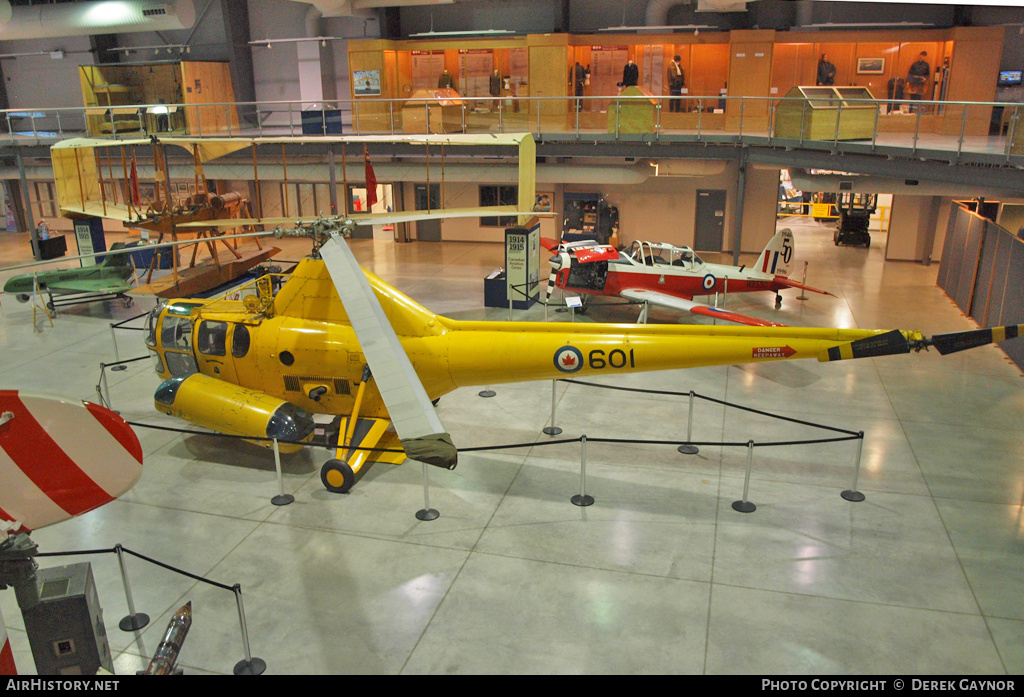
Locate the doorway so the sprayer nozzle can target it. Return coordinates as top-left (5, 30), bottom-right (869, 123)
top-left (414, 184), bottom-right (441, 241)
top-left (694, 189), bottom-right (726, 251)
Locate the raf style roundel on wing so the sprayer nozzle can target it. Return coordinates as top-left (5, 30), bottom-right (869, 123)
top-left (554, 345), bottom-right (584, 373)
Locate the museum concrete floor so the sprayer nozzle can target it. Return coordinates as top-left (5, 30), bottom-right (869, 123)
top-left (2, 217), bottom-right (1023, 675)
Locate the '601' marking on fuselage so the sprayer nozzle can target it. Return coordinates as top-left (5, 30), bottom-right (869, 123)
top-left (555, 346), bottom-right (636, 372)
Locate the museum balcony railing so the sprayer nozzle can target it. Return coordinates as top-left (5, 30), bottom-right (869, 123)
top-left (0, 94), bottom-right (1020, 168)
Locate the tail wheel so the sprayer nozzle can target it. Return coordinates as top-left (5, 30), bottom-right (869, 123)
top-left (775, 295), bottom-right (782, 310)
top-left (321, 459), bottom-right (355, 494)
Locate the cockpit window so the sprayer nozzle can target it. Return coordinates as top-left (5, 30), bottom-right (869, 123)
top-left (161, 315), bottom-right (193, 351)
top-left (165, 352), bottom-right (197, 377)
top-left (197, 320), bottom-right (227, 356)
top-left (145, 305), bottom-right (161, 347)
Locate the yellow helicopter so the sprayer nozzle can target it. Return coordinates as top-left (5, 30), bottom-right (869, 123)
top-left (140, 215), bottom-right (1024, 494)
top-left (29, 132), bottom-right (1024, 494)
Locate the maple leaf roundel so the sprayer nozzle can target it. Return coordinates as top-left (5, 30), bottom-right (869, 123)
top-left (553, 346), bottom-right (584, 373)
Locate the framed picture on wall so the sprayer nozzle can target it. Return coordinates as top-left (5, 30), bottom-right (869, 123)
top-left (353, 70), bottom-right (381, 96)
top-left (534, 192), bottom-right (553, 212)
top-left (857, 58), bottom-right (885, 75)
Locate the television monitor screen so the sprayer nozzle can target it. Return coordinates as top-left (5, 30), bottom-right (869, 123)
top-left (998, 70), bottom-right (1022, 86)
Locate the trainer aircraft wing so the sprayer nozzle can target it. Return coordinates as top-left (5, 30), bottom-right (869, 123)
top-left (619, 288), bottom-right (786, 328)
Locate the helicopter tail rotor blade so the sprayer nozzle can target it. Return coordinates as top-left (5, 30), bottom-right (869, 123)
top-left (928, 324), bottom-right (1022, 355)
top-left (819, 324), bottom-right (1024, 362)
top-left (819, 329), bottom-right (910, 362)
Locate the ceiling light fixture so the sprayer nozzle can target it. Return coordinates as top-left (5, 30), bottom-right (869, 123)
top-left (248, 37), bottom-right (344, 48)
top-left (599, 24), bottom-right (716, 33)
top-left (107, 44), bottom-right (191, 56)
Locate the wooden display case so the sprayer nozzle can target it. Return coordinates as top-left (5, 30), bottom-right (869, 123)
top-left (774, 86), bottom-right (877, 141)
top-left (607, 86), bottom-right (656, 134)
top-left (402, 89), bottom-right (465, 134)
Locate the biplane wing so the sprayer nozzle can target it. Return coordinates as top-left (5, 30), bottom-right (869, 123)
top-left (175, 206), bottom-right (535, 231)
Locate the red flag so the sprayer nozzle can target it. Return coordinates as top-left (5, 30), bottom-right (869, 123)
top-left (129, 158), bottom-right (140, 206)
top-left (364, 145), bottom-right (378, 209)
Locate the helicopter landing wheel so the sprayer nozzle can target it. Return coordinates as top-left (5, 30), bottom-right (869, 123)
top-left (321, 459), bottom-right (355, 494)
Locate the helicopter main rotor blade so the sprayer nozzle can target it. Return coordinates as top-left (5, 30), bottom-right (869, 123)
top-left (318, 232), bottom-right (456, 470)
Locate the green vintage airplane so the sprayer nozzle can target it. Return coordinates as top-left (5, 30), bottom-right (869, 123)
top-left (3, 242), bottom-right (135, 306)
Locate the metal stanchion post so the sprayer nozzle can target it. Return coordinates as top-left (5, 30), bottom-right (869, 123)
top-left (271, 438), bottom-right (293, 506)
top-left (731, 440), bottom-right (757, 513)
top-left (231, 584), bottom-right (266, 675)
top-left (841, 432), bottom-right (867, 502)
top-left (678, 390), bottom-right (699, 455)
top-left (478, 386), bottom-right (496, 397)
top-left (416, 461), bottom-right (440, 521)
top-left (110, 324), bottom-right (121, 362)
top-left (115, 544), bottom-right (150, 631)
top-left (797, 261), bottom-right (809, 301)
top-left (571, 435), bottom-right (594, 507)
top-left (543, 380), bottom-right (562, 436)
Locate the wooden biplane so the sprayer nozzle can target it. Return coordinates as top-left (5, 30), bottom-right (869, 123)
top-left (49, 132), bottom-right (539, 298)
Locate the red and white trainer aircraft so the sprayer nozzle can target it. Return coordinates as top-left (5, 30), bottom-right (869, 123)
top-left (544, 228), bottom-right (833, 327)
top-left (0, 391), bottom-right (143, 675)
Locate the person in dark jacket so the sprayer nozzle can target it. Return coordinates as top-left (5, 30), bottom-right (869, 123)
top-left (907, 51), bottom-right (930, 102)
top-left (621, 60), bottom-right (639, 87)
top-left (667, 55), bottom-right (685, 112)
top-left (817, 54), bottom-right (836, 86)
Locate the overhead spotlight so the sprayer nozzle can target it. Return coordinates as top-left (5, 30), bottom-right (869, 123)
top-left (186, 46), bottom-right (191, 54)
top-left (694, 28), bottom-right (699, 36)
top-left (321, 39), bottom-right (326, 47)
top-left (123, 49), bottom-right (130, 57)
top-left (267, 42), bottom-right (272, 49)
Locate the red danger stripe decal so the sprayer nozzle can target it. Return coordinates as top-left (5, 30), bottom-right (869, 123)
top-left (0, 632), bottom-right (15, 675)
top-left (0, 396), bottom-right (112, 517)
top-left (85, 402), bottom-right (143, 465)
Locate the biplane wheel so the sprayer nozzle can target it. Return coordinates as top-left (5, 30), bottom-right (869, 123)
top-left (321, 459), bottom-right (355, 494)
top-left (46, 301), bottom-right (54, 312)
top-left (123, 297), bottom-right (134, 308)
top-left (16, 294), bottom-right (29, 303)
